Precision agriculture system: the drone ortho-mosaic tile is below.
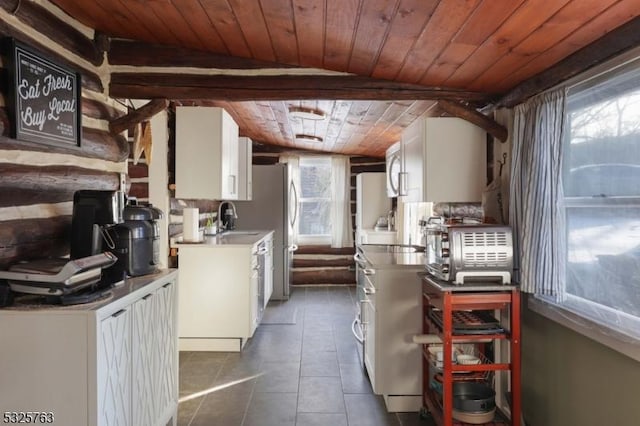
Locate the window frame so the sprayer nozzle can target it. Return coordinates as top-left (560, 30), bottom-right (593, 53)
top-left (531, 51), bottom-right (640, 360)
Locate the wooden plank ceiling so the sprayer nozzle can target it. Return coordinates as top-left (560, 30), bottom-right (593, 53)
top-left (50, 0), bottom-right (640, 156)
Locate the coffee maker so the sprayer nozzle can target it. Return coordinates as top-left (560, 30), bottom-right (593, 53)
top-left (70, 191), bottom-right (163, 283)
top-left (104, 199), bottom-right (162, 277)
top-left (70, 190), bottom-right (124, 258)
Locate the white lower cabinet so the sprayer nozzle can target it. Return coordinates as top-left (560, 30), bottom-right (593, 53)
top-left (361, 266), bottom-right (424, 412)
top-left (363, 295), bottom-right (376, 389)
top-left (0, 270), bottom-right (179, 426)
top-left (130, 281), bottom-right (177, 426)
top-left (178, 232), bottom-right (274, 352)
top-left (98, 306), bottom-right (132, 425)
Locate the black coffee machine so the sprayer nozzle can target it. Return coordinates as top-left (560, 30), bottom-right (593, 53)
top-left (70, 190), bottom-right (126, 285)
top-left (70, 190), bottom-right (124, 257)
top-left (104, 200), bottom-right (162, 278)
top-left (70, 191), bottom-right (163, 285)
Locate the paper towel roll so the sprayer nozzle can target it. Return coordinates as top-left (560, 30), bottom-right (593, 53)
top-left (183, 208), bottom-right (200, 242)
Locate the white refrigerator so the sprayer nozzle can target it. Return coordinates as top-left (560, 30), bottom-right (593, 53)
top-left (234, 164), bottom-right (297, 300)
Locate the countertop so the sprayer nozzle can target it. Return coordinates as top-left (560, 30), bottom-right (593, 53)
top-left (358, 244), bottom-right (426, 269)
top-left (173, 230), bottom-right (274, 248)
top-left (3, 269), bottom-right (179, 312)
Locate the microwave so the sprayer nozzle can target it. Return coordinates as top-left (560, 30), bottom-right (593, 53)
top-left (385, 141), bottom-right (405, 197)
top-left (424, 217), bottom-right (513, 284)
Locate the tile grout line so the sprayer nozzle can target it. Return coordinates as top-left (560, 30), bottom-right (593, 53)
top-left (185, 352), bottom-right (228, 426)
top-left (294, 286), bottom-right (307, 426)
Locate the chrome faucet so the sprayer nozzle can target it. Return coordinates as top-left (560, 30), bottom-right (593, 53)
top-left (217, 200), bottom-right (238, 233)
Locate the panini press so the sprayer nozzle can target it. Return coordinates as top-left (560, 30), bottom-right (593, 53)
top-left (0, 252), bottom-right (117, 307)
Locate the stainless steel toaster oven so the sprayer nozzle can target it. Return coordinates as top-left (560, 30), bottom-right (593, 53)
top-left (423, 217), bottom-right (513, 284)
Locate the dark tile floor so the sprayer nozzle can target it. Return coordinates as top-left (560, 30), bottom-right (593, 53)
top-left (177, 286), bottom-right (434, 426)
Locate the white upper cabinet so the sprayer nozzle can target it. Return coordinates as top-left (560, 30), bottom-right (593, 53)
top-left (238, 136), bottom-right (253, 201)
top-left (176, 106), bottom-right (248, 200)
top-left (401, 117), bottom-right (486, 203)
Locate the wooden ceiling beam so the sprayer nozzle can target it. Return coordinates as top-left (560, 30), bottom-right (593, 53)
top-left (496, 16), bottom-right (640, 109)
top-left (109, 73), bottom-right (491, 102)
top-left (0, 0), bottom-right (104, 66)
top-left (109, 99), bottom-right (169, 135)
top-left (438, 100), bottom-right (508, 142)
top-left (0, 8), bottom-right (103, 91)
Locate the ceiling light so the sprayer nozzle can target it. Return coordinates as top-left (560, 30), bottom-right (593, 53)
top-left (289, 106), bottom-right (326, 120)
top-left (295, 134), bottom-right (323, 143)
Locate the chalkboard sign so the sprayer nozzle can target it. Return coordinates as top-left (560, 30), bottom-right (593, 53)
top-left (5, 38), bottom-right (82, 147)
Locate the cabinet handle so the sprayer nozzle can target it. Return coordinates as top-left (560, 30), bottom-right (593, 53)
top-left (363, 287), bottom-right (376, 295)
top-left (398, 172), bottom-right (408, 196)
top-left (163, 282), bottom-right (172, 289)
top-left (143, 293), bottom-right (153, 301)
top-left (229, 175), bottom-right (237, 195)
top-left (353, 252), bottom-right (367, 269)
top-left (112, 309), bottom-right (127, 318)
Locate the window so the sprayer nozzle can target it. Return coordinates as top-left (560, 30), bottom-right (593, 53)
top-left (559, 62), bottom-right (640, 339)
top-left (298, 157), bottom-right (332, 242)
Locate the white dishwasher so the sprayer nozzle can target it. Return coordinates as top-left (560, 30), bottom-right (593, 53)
top-left (353, 244), bottom-right (426, 412)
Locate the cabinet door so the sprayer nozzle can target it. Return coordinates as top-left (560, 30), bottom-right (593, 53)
top-left (221, 113), bottom-right (239, 199)
top-left (401, 118), bottom-right (424, 203)
top-left (401, 117), bottom-right (486, 203)
top-left (132, 282), bottom-right (178, 426)
top-left (175, 106), bottom-right (224, 200)
top-left (250, 269), bottom-right (259, 335)
top-left (363, 298), bottom-right (377, 391)
top-left (97, 307), bottom-right (132, 426)
top-left (238, 136), bottom-right (253, 200)
top-left (264, 238), bottom-right (273, 306)
top-left (155, 282), bottom-right (178, 420)
top-left (176, 106), bottom-right (242, 200)
top-left (132, 293), bottom-right (157, 426)
top-left (424, 118), bottom-right (486, 202)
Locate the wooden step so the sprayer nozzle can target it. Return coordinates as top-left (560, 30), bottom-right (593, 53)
top-left (291, 245), bottom-right (356, 285)
top-left (294, 245), bottom-right (355, 255)
top-left (291, 269), bottom-right (355, 285)
top-left (293, 257), bottom-right (354, 268)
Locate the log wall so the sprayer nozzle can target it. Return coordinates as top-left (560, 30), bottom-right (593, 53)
top-left (0, 4), bottom-right (128, 268)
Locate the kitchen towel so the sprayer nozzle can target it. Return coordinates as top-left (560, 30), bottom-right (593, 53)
top-left (183, 207), bottom-right (200, 242)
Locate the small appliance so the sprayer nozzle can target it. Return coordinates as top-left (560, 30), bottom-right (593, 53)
top-left (70, 191), bottom-right (163, 285)
top-left (0, 252), bottom-right (118, 306)
top-left (70, 190), bottom-right (124, 260)
top-left (423, 217), bottom-right (513, 284)
top-left (103, 201), bottom-right (162, 278)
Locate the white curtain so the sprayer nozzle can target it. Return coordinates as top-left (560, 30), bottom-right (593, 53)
top-left (330, 156), bottom-right (354, 248)
top-left (279, 155), bottom-right (300, 246)
top-left (509, 88), bottom-right (567, 296)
